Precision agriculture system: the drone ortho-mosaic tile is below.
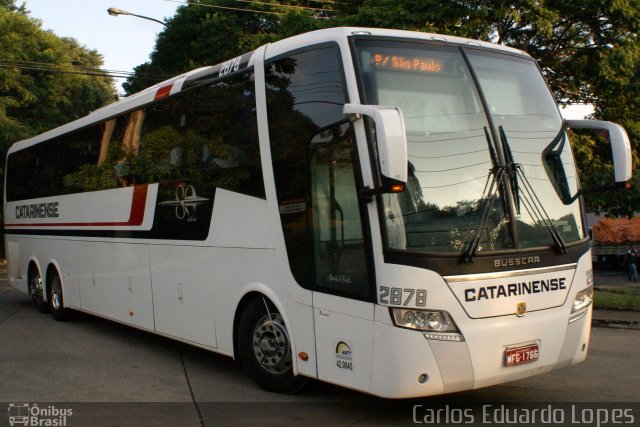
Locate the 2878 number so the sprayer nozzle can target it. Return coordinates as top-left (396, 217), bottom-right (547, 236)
top-left (379, 286), bottom-right (427, 307)
top-left (219, 56), bottom-right (242, 77)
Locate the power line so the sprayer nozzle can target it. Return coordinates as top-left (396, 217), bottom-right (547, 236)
top-left (162, 0), bottom-right (284, 15)
top-left (2, 1), bottom-right (339, 81)
top-left (0, 59), bottom-right (165, 78)
top-left (161, 0), bottom-right (333, 15)
top-left (0, 60), bottom-right (167, 81)
top-left (234, 0), bottom-right (333, 12)
top-left (0, 64), bottom-right (130, 79)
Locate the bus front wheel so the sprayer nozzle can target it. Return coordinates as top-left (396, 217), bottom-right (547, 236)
top-left (237, 297), bottom-right (306, 393)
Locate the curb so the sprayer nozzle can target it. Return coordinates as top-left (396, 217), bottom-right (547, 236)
top-left (592, 319), bottom-right (640, 330)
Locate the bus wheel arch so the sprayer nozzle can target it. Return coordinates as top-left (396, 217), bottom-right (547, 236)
top-left (28, 260), bottom-right (48, 313)
top-left (46, 263), bottom-right (68, 321)
top-left (234, 292), bottom-right (306, 393)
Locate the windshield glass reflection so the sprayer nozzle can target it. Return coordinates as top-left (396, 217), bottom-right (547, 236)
top-left (354, 40), bottom-right (584, 255)
top-left (466, 51), bottom-right (583, 247)
top-left (356, 41), bottom-right (512, 253)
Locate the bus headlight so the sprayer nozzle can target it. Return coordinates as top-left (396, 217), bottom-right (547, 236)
top-left (569, 285), bottom-right (593, 323)
top-left (571, 285), bottom-right (593, 313)
top-left (390, 309), bottom-right (465, 341)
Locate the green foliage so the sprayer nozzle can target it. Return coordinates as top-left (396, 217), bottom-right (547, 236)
top-left (4, 0), bottom-right (637, 219)
top-left (63, 164), bottom-right (116, 194)
top-left (0, 5), bottom-right (117, 148)
top-left (594, 288), bottom-right (640, 310)
top-left (0, 3), bottom-right (118, 256)
top-left (331, 0), bottom-right (640, 216)
top-left (1, 0), bottom-right (26, 12)
top-left (124, 1), bottom-right (326, 94)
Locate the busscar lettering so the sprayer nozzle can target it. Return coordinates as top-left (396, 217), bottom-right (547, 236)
top-left (465, 277), bottom-right (566, 302)
top-left (494, 256), bottom-right (541, 268)
top-left (15, 202), bottom-right (59, 219)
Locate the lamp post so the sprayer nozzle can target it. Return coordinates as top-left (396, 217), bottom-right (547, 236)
top-left (107, 7), bottom-right (167, 27)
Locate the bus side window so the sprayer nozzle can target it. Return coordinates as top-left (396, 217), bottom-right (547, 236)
top-left (20, 71), bottom-right (264, 200)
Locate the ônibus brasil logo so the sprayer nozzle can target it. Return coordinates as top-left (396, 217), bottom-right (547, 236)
top-left (8, 403), bottom-right (72, 426)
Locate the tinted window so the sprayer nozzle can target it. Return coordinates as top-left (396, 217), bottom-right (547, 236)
top-left (7, 125), bottom-right (101, 201)
top-left (6, 71), bottom-right (264, 201)
top-left (266, 45), bottom-right (373, 300)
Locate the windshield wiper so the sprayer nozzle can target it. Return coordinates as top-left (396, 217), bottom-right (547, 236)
top-left (499, 126), bottom-right (521, 215)
top-left (499, 126), bottom-right (567, 254)
top-left (464, 128), bottom-right (505, 263)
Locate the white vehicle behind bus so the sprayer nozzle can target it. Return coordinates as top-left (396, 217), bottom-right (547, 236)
top-left (4, 27), bottom-right (632, 398)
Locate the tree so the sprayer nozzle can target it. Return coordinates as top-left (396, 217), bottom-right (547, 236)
top-left (124, 0), bottom-right (327, 94)
top-left (334, 1), bottom-right (640, 103)
top-left (0, 1), bottom-right (117, 147)
top-left (0, 0), bottom-right (117, 256)
top-left (126, 0), bottom-right (640, 216)
top-left (0, 0), bottom-right (25, 12)
top-left (332, 0), bottom-right (640, 216)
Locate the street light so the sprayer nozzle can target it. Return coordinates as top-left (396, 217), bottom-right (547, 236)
top-left (107, 7), bottom-right (167, 27)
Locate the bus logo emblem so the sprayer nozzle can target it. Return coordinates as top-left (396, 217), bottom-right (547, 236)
top-left (516, 302), bottom-right (527, 317)
top-left (159, 184), bottom-right (209, 220)
top-left (336, 341), bottom-right (353, 371)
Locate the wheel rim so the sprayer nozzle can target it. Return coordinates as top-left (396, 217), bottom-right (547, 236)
top-left (51, 276), bottom-right (62, 311)
top-left (251, 313), bottom-right (292, 375)
top-left (29, 275), bottom-right (41, 303)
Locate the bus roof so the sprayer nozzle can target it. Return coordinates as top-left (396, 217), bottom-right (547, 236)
top-left (8, 27), bottom-right (529, 154)
top-left (265, 27), bottom-right (528, 59)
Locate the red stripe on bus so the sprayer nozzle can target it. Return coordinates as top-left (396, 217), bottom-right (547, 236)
top-left (5, 185), bottom-right (148, 228)
top-left (154, 83), bottom-right (174, 100)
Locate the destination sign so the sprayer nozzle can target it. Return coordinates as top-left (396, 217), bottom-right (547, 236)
top-left (373, 53), bottom-right (443, 73)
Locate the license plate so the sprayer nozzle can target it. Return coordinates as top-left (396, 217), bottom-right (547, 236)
top-left (505, 344), bottom-right (539, 367)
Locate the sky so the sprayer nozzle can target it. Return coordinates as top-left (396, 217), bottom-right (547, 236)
top-left (18, 0), bottom-right (595, 118)
top-left (23, 0), bottom-right (180, 94)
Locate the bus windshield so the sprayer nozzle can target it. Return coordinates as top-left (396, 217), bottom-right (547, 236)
top-left (354, 39), bottom-right (584, 255)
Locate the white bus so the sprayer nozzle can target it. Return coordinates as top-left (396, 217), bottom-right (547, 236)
top-left (4, 28), bottom-right (632, 398)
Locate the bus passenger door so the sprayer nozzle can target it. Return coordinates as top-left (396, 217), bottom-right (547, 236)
top-left (309, 123), bottom-right (375, 393)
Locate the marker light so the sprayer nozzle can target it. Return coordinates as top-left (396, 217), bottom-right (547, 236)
top-left (390, 184), bottom-right (405, 193)
top-left (391, 309), bottom-right (464, 341)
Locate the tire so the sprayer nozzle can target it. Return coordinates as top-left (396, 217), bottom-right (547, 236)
top-left (48, 271), bottom-right (68, 321)
top-left (29, 270), bottom-right (49, 313)
top-left (237, 297), bottom-right (306, 393)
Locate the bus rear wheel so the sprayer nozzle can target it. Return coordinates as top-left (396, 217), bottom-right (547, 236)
top-left (48, 271), bottom-right (68, 321)
top-left (29, 270), bottom-right (48, 313)
top-left (237, 297), bottom-right (306, 393)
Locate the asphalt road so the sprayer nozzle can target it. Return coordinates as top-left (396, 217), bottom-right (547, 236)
top-left (1, 276), bottom-right (639, 426)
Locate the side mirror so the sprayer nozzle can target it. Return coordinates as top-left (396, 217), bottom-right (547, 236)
top-left (343, 104), bottom-right (408, 196)
top-left (566, 119), bottom-right (632, 183)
